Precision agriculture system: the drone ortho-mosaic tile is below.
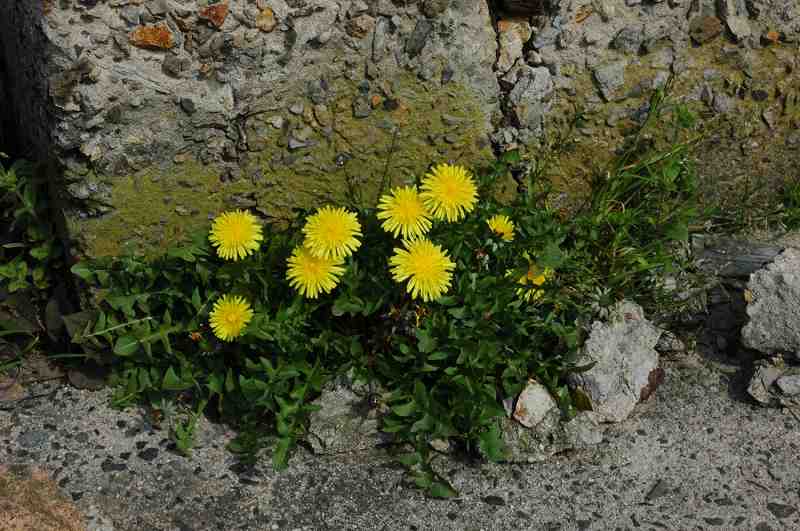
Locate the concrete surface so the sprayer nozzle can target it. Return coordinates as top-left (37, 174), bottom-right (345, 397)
top-left (2, 349), bottom-right (799, 531)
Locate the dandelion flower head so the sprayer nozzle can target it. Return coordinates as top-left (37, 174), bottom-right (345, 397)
top-left (389, 238), bottom-right (456, 302)
top-left (286, 245), bottom-right (345, 299)
top-left (302, 206), bottom-right (362, 260)
top-left (209, 210), bottom-right (263, 261)
top-left (376, 185), bottom-right (432, 240)
top-left (516, 263), bottom-right (554, 302)
top-left (487, 214), bottom-right (515, 242)
top-left (209, 295), bottom-right (254, 341)
top-left (420, 163), bottom-right (478, 222)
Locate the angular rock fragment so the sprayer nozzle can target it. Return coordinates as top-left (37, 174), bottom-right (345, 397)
top-left (129, 22), bottom-right (176, 49)
top-left (513, 379), bottom-right (558, 428)
top-left (567, 301), bottom-right (662, 422)
top-left (741, 248), bottom-right (800, 358)
top-left (747, 360), bottom-right (783, 405)
top-left (199, 2), bottom-right (229, 29)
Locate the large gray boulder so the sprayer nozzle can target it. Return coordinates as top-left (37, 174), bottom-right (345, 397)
top-left (568, 301), bottom-right (663, 422)
top-left (741, 248), bottom-right (800, 359)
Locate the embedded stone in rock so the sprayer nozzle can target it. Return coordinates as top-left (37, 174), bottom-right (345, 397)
top-left (567, 301), bottom-right (662, 423)
top-left (746, 360), bottom-right (783, 405)
top-left (612, 25), bottom-right (645, 55)
top-left (129, 22), bottom-right (176, 49)
top-left (496, 19), bottom-right (533, 74)
top-left (255, 8), bottom-right (277, 33)
top-left (509, 65), bottom-right (554, 132)
top-left (513, 379), bottom-right (558, 428)
top-left (307, 387), bottom-right (390, 455)
top-left (563, 411), bottom-right (604, 449)
top-left (406, 19), bottom-right (434, 58)
top-left (724, 15), bottom-right (752, 41)
top-left (593, 60), bottom-right (627, 102)
top-left (497, 407), bottom-right (564, 463)
top-left (776, 374), bottom-right (800, 396)
top-left (741, 248), bottom-right (800, 358)
top-left (655, 331), bottom-right (686, 355)
top-left (422, 0), bottom-right (450, 18)
top-left (689, 16), bottom-right (723, 44)
top-left (199, 2), bottom-right (229, 29)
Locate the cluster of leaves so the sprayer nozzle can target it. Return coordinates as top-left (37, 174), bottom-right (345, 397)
top-left (0, 154), bottom-right (68, 368)
top-left (0, 155), bottom-right (62, 295)
top-left (782, 181), bottom-right (800, 231)
top-left (69, 89), bottom-right (700, 496)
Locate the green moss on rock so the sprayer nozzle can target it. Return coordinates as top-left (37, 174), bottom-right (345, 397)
top-left (69, 76), bottom-right (497, 258)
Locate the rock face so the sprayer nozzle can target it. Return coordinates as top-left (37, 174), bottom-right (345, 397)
top-left (0, 1), bottom-right (499, 258)
top-left (1, 1), bottom-right (800, 257)
top-left (741, 248), bottom-right (800, 359)
top-left (568, 301), bottom-right (662, 422)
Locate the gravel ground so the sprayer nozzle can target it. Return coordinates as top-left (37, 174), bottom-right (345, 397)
top-left (1, 350), bottom-right (799, 531)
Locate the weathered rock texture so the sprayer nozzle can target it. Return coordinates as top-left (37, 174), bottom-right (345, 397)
top-left (741, 247), bottom-right (800, 358)
top-left (1, 0), bottom-right (799, 257)
top-left (0, 1), bottom-right (499, 257)
top-left (568, 301), bottom-right (662, 422)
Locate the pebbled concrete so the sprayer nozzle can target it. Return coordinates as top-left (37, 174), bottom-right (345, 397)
top-left (1, 353), bottom-right (799, 531)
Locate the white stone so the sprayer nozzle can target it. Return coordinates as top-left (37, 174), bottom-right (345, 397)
top-left (567, 301), bottom-right (662, 422)
top-left (513, 379), bottom-right (558, 428)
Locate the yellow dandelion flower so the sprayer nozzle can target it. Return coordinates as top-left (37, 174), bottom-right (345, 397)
top-left (420, 163), bottom-right (478, 222)
top-left (302, 206), bottom-right (362, 260)
top-left (209, 210), bottom-right (263, 261)
top-left (376, 185), bottom-right (432, 240)
top-left (389, 239), bottom-right (456, 302)
top-left (487, 214), bottom-right (515, 242)
top-left (286, 245), bottom-right (345, 299)
top-left (515, 264), bottom-right (554, 302)
top-left (209, 295), bottom-right (254, 342)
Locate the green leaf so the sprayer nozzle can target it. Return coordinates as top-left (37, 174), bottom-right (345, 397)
top-left (113, 335), bottom-right (139, 357)
top-left (29, 243), bottom-right (51, 261)
top-left (273, 437), bottom-right (292, 470)
top-left (478, 422), bottom-right (506, 462)
top-left (415, 329), bottom-right (438, 354)
top-left (427, 351), bottom-right (449, 361)
top-left (428, 482), bottom-right (458, 499)
top-left (70, 262), bottom-right (94, 282)
top-left (191, 287), bottom-right (202, 311)
top-left (225, 369), bottom-right (236, 392)
top-left (207, 373), bottom-right (224, 396)
top-left (501, 149), bottom-right (521, 164)
top-left (391, 401), bottom-right (417, 417)
top-left (414, 473), bottom-right (433, 489)
top-left (162, 366), bottom-right (191, 391)
top-left (664, 221), bottom-right (688, 241)
top-left (396, 452), bottom-right (421, 466)
top-left (332, 297), bottom-right (362, 317)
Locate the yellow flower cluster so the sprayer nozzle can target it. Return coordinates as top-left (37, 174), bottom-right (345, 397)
top-left (207, 210), bottom-right (263, 341)
top-left (204, 162), bottom-right (526, 339)
top-left (288, 206), bottom-right (362, 299)
top-left (376, 163), bottom-right (480, 301)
